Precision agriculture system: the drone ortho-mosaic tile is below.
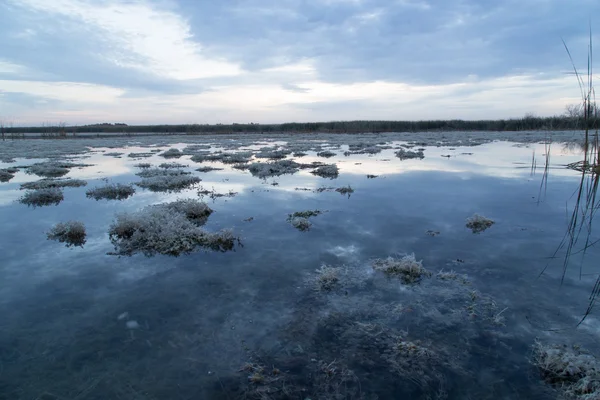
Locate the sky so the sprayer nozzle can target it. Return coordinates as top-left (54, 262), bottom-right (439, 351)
top-left (0, 0), bottom-right (598, 126)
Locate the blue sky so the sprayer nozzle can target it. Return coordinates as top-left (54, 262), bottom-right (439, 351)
top-left (0, 0), bottom-right (597, 125)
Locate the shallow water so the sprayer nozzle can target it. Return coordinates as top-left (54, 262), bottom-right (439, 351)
top-left (0, 136), bottom-right (598, 399)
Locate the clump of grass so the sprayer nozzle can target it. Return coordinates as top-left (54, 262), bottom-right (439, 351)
top-left (134, 162), bottom-right (152, 169)
top-left (436, 269), bottom-right (470, 285)
top-left (159, 162), bottom-right (187, 169)
top-left (160, 148), bottom-right (183, 158)
top-left (103, 152), bottom-right (123, 157)
top-left (86, 183), bottom-right (136, 200)
top-left (531, 341), bottom-right (600, 399)
top-left (366, 174), bottom-right (378, 179)
top-left (317, 150), bottom-right (336, 158)
top-left (136, 174), bottom-right (201, 192)
top-left (128, 152), bottom-right (154, 158)
top-left (289, 210), bottom-right (322, 219)
top-left (293, 151), bottom-right (307, 157)
top-left (311, 164), bottom-right (339, 179)
top-left (290, 217), bottom-right (311, 231)
top-left (335, 185), bottom-right (354, 196)
top-left (315, 265), bottom-right (341, 291)
top-left (196, 166), bottom-right (223, 173)
top-left (395, 149), bottom-right (425, 160)
top-left (248, 160), bottom-right (301, 178)
top-left (372, 254), bottom-right (431, 283)
top-left (0, 167), bottom-right (18, 182)
top-left (466, 214), bottom-right (495, 233)
top-left (287, 210), bottom-right (322, 231)
top-left (136, 168), bottom-right (190, 178)
top-left (26, 161), bottom-right (88, 178)
top-left (19, 188), bottom-right (64, 207)
top-left (47, 221), bottom-right (86, 247)
top-left (221, 151), bottom-right (253, 164)
top-left (254, 148), bottom-right (292, 160)
top-left (197, 186), bottom-right (237, 200)
top-left (20, 178), bottom-right (87, 190)
top-left (108, 199), bottom-right (236, 256)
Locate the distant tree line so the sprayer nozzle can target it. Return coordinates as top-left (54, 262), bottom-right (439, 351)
top-left (1, 107), bottom-right (597, 136)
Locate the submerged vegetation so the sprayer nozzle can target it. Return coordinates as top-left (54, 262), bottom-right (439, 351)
top-left (86, 183), bottom-right (136, 200)
top-left (20, 178), bottom-right (87, 190)
top-left (311, 164), bottom-right (339, 179)
top-left (531, 341), bottom-right (600, 399)
top-left (372, 254), bottom-right (431, 283)
top-left (47, 221), bottom-right (86, 247)
top-left (466, 214), bottom-right (495, 233)
top-left (19, 188), bottom-right (64, 207)
top-left (287, 210), bottom-right (323, 231)
top-left (108, 199), bottom-right (236, 256)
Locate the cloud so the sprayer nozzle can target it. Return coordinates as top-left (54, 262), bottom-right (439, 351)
top-left (0, 0), bottom-right (598, 124)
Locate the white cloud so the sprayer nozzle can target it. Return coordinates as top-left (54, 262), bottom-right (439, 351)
top-left (12, 0), bottom-right (242, 80)
top-left (0, 80), bottom-right (124, 103)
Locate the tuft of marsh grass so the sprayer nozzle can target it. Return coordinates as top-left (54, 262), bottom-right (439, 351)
top-left (19, 188), bottom-right (64, 207)
top-left (531, 341), bottom-right (600, 399)
top-left (134, 162), bottom-right (152, 169)
top-left (136, 174), bottom-right (201, 192)
top-left (395, 148), bottom-right (425, 160)
top-left (254, 148), bottom-right (292, 160)
top-left (103, 152), bottom-right (123, 157)
top-left (0, 167), bottom-right (18, 182)
top-left (26, 161), bottom-right (89, 178)
top-left (159, 162), bottom-right (187, 169)
top-left (20, 178), bottom-right (87, 190)
top-left (108, 199), bottom-right (236, 256)
top-left (466, 214), bottom-right (495, 234)
top-left (86, 183), bottom-right (136, 200)
top-left (289, 210), bottom-right (322, 219)
top-left (47, 221), bottom-right (86, 247)
top-left (290, 217), bottom-right (311, 231)
top-left (315, 264), bottom-right (341, 291)
top-left (195, 166), bottom-right (224, 173)
top-left (317, 150), bottom-right (336, 158)
top-left (311, 164), bottom-right (339, 179)
top-left (335, 185), bottom-right (354, 196)
top-left (160, 148), bottom-right (183, 158)
top-left (372, 254), bottom-right (431, 284)
top-left (248, 160), bottom-right (301, 178)
top-left (128, 152), bottom-right (154, 158)
top-left (197, 186), bottom-right (237, 200)
top-left (136, 167), bottom-right (190, 178)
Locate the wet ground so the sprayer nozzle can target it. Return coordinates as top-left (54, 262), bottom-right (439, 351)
top-left (0, 133), bottom-right (598, 399)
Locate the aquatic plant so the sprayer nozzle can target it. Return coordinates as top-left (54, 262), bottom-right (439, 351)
top-left (466, 214), bottom-right (495, 233)
top-left (317, 150), bottom-right (336, 158)
top-left (335, 185), bottom-right (354, 196)
top-left (254, 148), bottom-right (291, 159)
top-left (196, 166), bottom-right (223, 173)
top-left (531, 341), bottom-right (600, 399)
top-left (108, 199), bottom-right (236, 256)
top-left (0, 167), bottom-right (18, 182)
top-left (26, 161), bottom-right (88, 178)
top-left (315, 265), bottom-right (341, 291)
top-left (134, 162), bottom-right (152, 168)
top-left (395, 148), bottom-right (425, 160)
top-left (372, 254), bottom-right (431, 284)
top-left (19, 188), bottom-right (64, 207)
top-left (311, 164), bottom-right (339, 179)
top-left (20, 178), bottom-right (87, 190)
top-left (47, 221), bottom-right (86, 247)
top-left (159, 162), bottom-right (187, 169)
top-left (290, 217), bottom-right (311, 231)
top-left (136, 174), bottom-right (201, 192)
top-left (160, 148), bottom-right (183, 158)
top-left (128, 152), bottom-right (154, 158)
top-left (103, 152), bottom-right (123, 157)
top-left (86, 183), bottom-right (135, 200)
top-left (248, 160), bottom-right (301, 178)
top-left (289, 210), bottom-right (322, 219)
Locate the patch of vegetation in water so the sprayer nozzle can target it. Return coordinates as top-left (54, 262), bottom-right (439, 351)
top-left (86, 183), bottom-right (136, 200)
top-left (311, 164), bottom-right (339, 179)
top-left (159, 162), bottom-right (187, 169)
top-left (317, 150), bottom-right (336, 158)
top-left (20, 178), bottom-right (87, 190)
top-left (136, 174), bottom-right (201, 192)
top-left (248, 160), bottom-right (301, 178)
top-left (160, 148), bottom-right (183, 158)
top-left (108, 199), bottom-right (237, 256)
top-left (335, 185), bottom-right (354, 196)
top-left (47, 221), bottom-right (86, 247)
top-left (254, 148), bottom-right (292, 160)
top-left (196, 166), bottom-right (224, 173)
top-left (26, 161), bottom-right (89, 178)
top-left (372, 254), bottom-right (431, 284)
top-left (395, 148), bottom-right (425, 160)
top-left (0, 167), bottom-right (19, 182)
top-left (19, 188), bottom-right (64, 207)
top-left (127, 152), bottom-right (154, 158)
top-left (287, 210), bottom-right (323, 231)
top-left (531, 341), bottom-right (600, 399)
top-left (134, 162), bottom-right (152, 169)
top-left (466, 214), bottom-right (495, 233)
